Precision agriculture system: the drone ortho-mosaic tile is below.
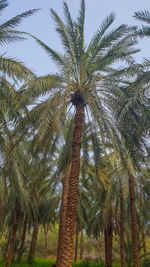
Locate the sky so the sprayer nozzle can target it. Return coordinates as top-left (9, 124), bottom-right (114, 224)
top-left (2, 0), bottom-right (150, 76)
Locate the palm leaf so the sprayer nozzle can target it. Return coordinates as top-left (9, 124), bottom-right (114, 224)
top-left (0, 0), bottom-right (8, 12)
top-left (0, 57), bottom-right (35, 80)
top-left (134, 10), bottom-right (150, 23)
top-left (25, 33), bottom-right (69, 70)
top-left (0, 9), bottom-right (40, 30)
top-left (87, 13), bottom-right (115, 55)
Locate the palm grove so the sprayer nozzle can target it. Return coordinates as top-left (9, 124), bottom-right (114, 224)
top-left (0, 0), bottom-right (150, 267)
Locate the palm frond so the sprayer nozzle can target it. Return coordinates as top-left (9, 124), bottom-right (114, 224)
top-left (135, 26), bottom-right (150, 37)
top-left (0, 0), bottom-right (8, 12)
top-left (0, 57), bottom-right (35, 80)
top-left (63, 2), bottom-right (78, 60)
top-left (50, 8), bottom-right (76, 63)
top-left (134, 10), bottom-right (150, 23)
top-left (0, 9), bottom-right (40, 30)
top-left (87, 13), bottom-right (115, 55)
top-left (26, 33), bottom-right (69, 70)
top-left (75, 0), bottom-right (85, 54)
top-left (27, 74), bottom-right (63, 99)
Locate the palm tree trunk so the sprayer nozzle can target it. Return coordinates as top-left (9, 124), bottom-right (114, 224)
top-left (120, 188), bottom-right (125, 267)
top-left (80, 230), bottom-right (83, 260)
top-left (28, 223), bottom-right (39, 262)
top-left (74, 223), bottom-right (79, 261)
top-left (43, 225), bottom-right (49, 259)
top-left (128, 173), bottom-right (139, 267)
top-left (139, 183), bottom-right (146, 254)
top-left (104, 208), bottom-right (113, 267)
top-left (56, 102), bottom-right (84, 267)
top-left (5, 211), bottom-right (18, 267)
top-left (17, 216), bottom-right (28, 263)
top-left (56, 164), bottom-right (71, 265)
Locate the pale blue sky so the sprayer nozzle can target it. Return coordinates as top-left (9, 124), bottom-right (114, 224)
top-left (2, 0), bottom-right (150, 75)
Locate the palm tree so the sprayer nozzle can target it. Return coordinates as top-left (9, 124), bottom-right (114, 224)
top-left (23, 1), bottom-right (139, 265)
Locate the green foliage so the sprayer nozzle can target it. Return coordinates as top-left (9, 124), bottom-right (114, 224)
top-left (2, 259), bottom-right (149, 267)
top-left (73, 259), bottom-right (104, 267)
top-left (0, 259), bottom-right (56, 266)
top-left (0, 259), bottom-right (125, 266)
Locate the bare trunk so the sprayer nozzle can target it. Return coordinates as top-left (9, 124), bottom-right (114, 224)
top-left (80, 230), bottom-right (83, 260)
top-left (74, 223), bottom-right (79, 261)
top-left (56, 164), bottom-right (71, 265)
top-left (28, 223), bottom-right (39, 262)
top-left (17, 216), bottom-right (28, 263)
top-left (128, 173), bottom-right (139, 267)
top-left (5, 211), bottom-right (18, 267)
top-left (43, 225), bottom-right (49, 259)
top-left (120, 188), bottom-right (125, 267)
top-left (104, 208), bottom-right (113, 267)
top-left (57, 103), bottom-right (84, 267)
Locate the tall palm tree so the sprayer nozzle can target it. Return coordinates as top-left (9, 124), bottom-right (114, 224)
top-left (23, 1), bottom-right (139, 265)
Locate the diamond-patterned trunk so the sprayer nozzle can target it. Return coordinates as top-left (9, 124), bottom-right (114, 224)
top-left (57, 103), bottom-right (84, 267)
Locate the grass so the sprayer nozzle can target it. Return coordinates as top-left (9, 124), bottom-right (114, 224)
top-left (0, 259), bottom-right (56, 267)
top-left (0, 259), bottom-right (149, 266)
top-left (0, 259), bottom-right (103, 266)
top-left (0, 259), bottom-right (127, 267)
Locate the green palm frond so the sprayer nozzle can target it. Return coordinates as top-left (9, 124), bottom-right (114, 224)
top-left (0, 30), bottom-right (25, 45)
top-left (27, 74), bottom-right (63, 98)
top-left (0, 57), bottom-right (35, 80)
top-left (91, 131), bottom-right (103, 175)
top-left (135, 26), bottom-right (150, 37)
top-left (0, 8), bottom-right (39, 46)
top-left (86, 24), bottom-right (135, 66)
top-left (0, 9), bottom-right (39, 30)
top-left (0, 0), bottom-right (8, 12)
top-left (63, 2), bottom-right (78, 56)
top-left (50, 8), bottom-right (76, 63)
top-left (75, 0), bottom-right (85, 54)
top-left (26, 33), bottom-right (69, 70)
top-left (134, 10), bottom-right (150, 37)
top-left (87, 12), bottom-right (115, 55)
top-left (134, 10), bottom-right (150, 23)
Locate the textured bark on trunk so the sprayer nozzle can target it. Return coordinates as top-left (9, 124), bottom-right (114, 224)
top-left (43, 226), bottom-right (49, 259)
top-left (17, 216), bottom-right (28, 263)
top-left (5, 211), bottom-right (18, 267)
top-left (120, 188), bottom-right (125, 267)
top-left (128, 173), bottom-right (139, 267)
top-left (139, 183), bottom-right (146, 254)
top-left (104, 210), bottom-right (113, 267)
top-left (56, 164), bottom-right (71, 265)
top-left (28, 223), bottom-right (39, 262)
top-left (74, 223), bottom-right (79, 261)
top-left (57, 103), bottom-right (84, 267)
top-left (80, 230), bottom-right (83, 260)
